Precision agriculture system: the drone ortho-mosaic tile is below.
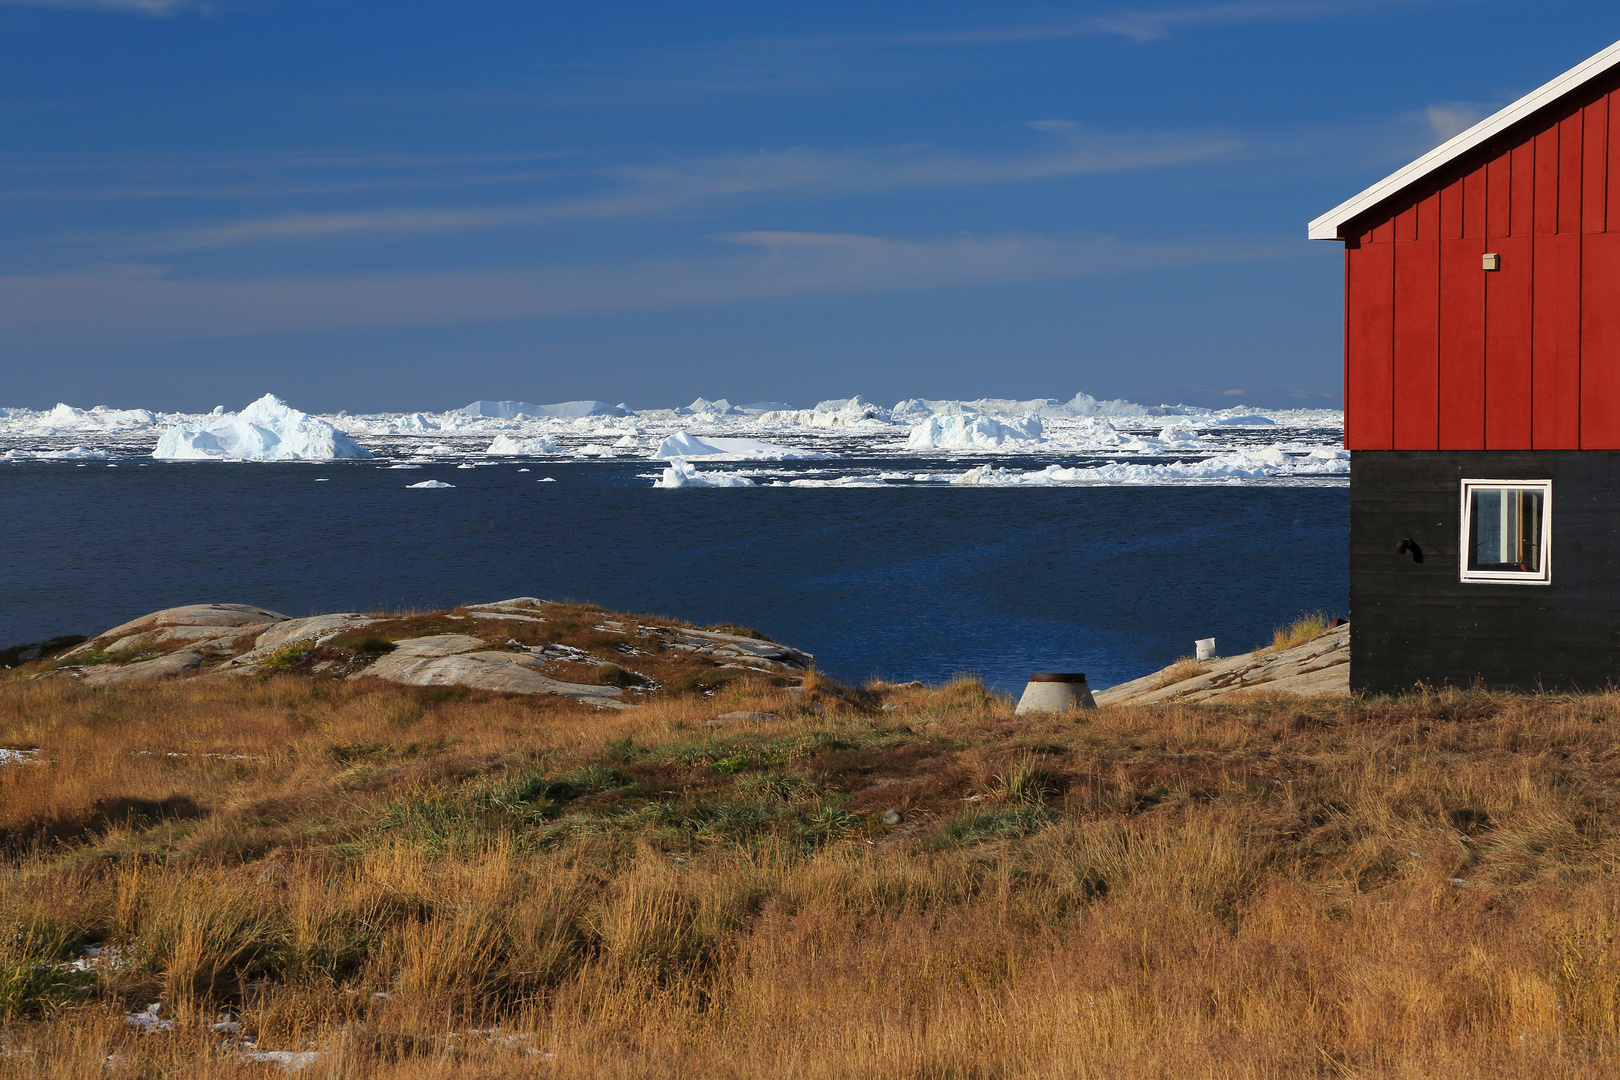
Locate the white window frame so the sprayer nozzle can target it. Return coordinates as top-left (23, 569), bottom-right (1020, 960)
top-left (1459, 479), bottom-right (1552, 585)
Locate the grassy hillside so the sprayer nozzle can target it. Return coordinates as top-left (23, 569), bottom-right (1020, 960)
top-left (3, 636), bottom-right (1620, 1077)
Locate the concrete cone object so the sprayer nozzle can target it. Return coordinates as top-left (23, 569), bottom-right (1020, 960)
top-left (1014, 673), bottom-right (1097, 715)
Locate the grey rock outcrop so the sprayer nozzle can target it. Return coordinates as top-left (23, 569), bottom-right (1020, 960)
top-left (358, 634), bottom-right (628, 707)
top-left (61, 603), bottom-right (288, 659)
top-left (250, 613), bottom-right (376, 653)
top-left (79, 649), bottom-right (207, 686)
top-left (33, 596), bottom-right (807, 709)
top-left (1094, 623), bottom-right (1350, 706)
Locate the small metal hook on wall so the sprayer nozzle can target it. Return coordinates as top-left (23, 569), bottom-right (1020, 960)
top-left (1395, 538), bottom-right (1424, 563)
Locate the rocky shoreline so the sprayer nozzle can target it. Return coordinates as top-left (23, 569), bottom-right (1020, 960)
top-left (6, 598), bottom-right (1351, 706)
top-left (16, 599), bottom-right (812, 708)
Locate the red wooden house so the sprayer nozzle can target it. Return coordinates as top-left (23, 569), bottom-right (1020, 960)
top-left (1312, 40), bottom-right (1620, 691)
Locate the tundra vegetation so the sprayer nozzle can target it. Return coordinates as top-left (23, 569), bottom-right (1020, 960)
top-left (2, 616), bottom-right (1620, 1077)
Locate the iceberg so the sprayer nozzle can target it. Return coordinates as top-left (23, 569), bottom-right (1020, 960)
top-left (485, 433), bottom-right (560, 455)
top-left (677, 397), bottom-right (742, 416)
top-left (906, 414), bottom-right (1043, 450)
top-left (653, 460), bottom-right (756, 488)
top-left (652, 431), bottom-right (835, 461)
top-left (457, 400), bottom-right (628, 419)
top-left (153, 395), bottom-right (372, 461)
top-left (407, 479), bottom-right (455, 488)
top-left (757, 396), bottom-right (892, 427)
top-left (24, 404), bottom-right (159, 434)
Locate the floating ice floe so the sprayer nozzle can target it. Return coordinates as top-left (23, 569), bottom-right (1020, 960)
top-left (906, 414), bottom-right (1042, 450)
top-left (154, 395), bottom-right (372, 461)
top-left (485, 433), bottom-right (560, 455)
top-left (652, 431), bottom-right (835, 461)
top-left (951, 448), bottom-right (1349, 485)
top-left (407, 480), bottom-right (455, 489)
top-left (654, 460), bottom-right (756, 488)
top-left (3, 445), bottom-right (115, 460)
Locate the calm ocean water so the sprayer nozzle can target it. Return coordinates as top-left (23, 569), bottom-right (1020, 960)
top-left (1, 457), bottom-right (1347, 691)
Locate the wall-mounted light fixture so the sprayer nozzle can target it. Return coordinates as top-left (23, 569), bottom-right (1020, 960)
top-left (1483, 253), bottom-right (1501, 271)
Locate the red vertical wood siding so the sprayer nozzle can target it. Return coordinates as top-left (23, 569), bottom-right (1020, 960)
top-left (1393, 197), bottom-right (1440, 448)
top-left (1485, 234), bottom-right (1534, 447)
top-left (1346, 236), bottom-right (1394, 449)
top-left (1582, 231), bottom-right (1620, 446)
top-left (1584, 97), bottom-right (1607, 232)
top-left (1438, 174), bottom-right (1486, 448)
top-left (1533, 232), bottom-right (1582, 447)
top-left (1342, 81), bottom-right (1620, 450)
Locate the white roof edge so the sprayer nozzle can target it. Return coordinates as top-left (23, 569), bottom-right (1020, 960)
top-left (1309, 39), bottom-right (1620, 241)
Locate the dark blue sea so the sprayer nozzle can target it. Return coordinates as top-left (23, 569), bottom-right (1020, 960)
top-left (1, 458), bottom-right (1347, 691)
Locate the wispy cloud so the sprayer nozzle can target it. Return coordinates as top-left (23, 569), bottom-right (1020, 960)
top-left (42, 125), bottom-right (1239, 254)
top-left (1425, 102), bottom-right (1492, 143)
top-left (0, 0), bottom-right (201, 14)
top-left (0, 230), bottom-right (1301, 344)
top-left (815, 0), bottom-right (1452, 47)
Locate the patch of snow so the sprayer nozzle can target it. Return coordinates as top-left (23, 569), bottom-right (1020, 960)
top-left (154, 395), bottom-right (372, 461)
top-left (653, 460), bottom-right (756, 488)
top-left (126, 1003), bottom-right (172, 1032)
top-left (239, 1050), bottom-right (319, 1071)
top-left (0, 748), bottom-right (41, 766)
top-left (652, 431), bottom-right (835, 461)
top-left (66, 945), bottom-right (127, 972)
top-left (407, 480), bottom-right (455, 489)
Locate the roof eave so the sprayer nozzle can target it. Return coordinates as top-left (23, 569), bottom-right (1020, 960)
top-left (1309, 38), bottom-right (1620, 242)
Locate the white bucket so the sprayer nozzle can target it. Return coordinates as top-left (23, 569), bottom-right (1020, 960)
top-left (1195, 638), bottom-right (1216, 661)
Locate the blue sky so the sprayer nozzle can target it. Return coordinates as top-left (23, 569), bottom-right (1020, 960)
top-left (1, 0), bottom-right (1614, 412)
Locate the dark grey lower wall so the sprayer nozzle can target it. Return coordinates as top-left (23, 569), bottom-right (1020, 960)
top-left (1351, 450), bottom-right (1620, 693)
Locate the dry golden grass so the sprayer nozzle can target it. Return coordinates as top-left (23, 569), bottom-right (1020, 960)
top-left (4, 655), bottom-right (1620, 1076)
top-left (1271, 610), bottom-right (1336, 652)
top-left (1151, 656), bottom-right (1209, 689)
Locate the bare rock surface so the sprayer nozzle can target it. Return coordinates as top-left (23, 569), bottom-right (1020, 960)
top-left (655, 628), bottom-right (811, 671)
top-left (79, 650), bottom-right (206, 685)
top-left (27, 597), bottom-right (808, 707)
top-left (250, 614), bottom-right (376, 653)
top-left (362, 646), bottom-right (629, 708)
top-left (1094, 623), bottom-right (1350, 706)
top-left (62, 603), bottom-right (289, 660)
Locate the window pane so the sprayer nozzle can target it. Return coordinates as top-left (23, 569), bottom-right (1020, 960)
top-left (1467, 487), bottom-right (1543, 572)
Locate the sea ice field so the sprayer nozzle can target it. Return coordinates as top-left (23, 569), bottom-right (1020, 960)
top-left (1, 390), bottom-right (1348, 690)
